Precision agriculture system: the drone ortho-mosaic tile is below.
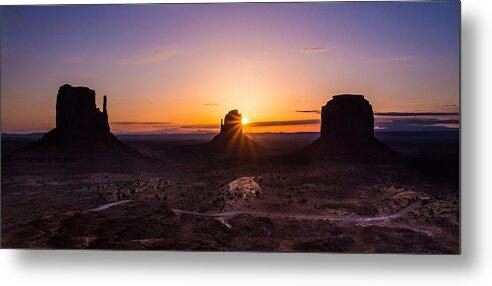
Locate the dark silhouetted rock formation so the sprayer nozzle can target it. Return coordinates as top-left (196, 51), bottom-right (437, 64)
top-left (4, 84), bottom-right (154, 174)
top-left (220, 109), bottom-right (243, 136)
top-left (29, 84), bottom-right (131, 153)
top-left (55, 84), bottom-right (110, 137)
top-left (320, 94), bottom-right (374, 140)
top-left (298, 94), bottom-right (398, 162)
top-left (205, 110), bottom-right (262, 154)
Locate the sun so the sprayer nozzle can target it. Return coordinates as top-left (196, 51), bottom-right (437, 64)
top-left (242, 117), bottom-right (249, 125)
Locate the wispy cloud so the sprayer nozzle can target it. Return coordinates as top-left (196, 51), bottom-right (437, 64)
top-left (376, 117), bottom-right (459, 131)
top-left (203, 103), bottom-right (219, 106)
top-left (299, 47), bottom-right (327, 53)
top-left (364, 56), bottom-right (418, 63)
top-left (112, 127), bottom-right (185, 135)
top-left (111, 121), bottom-right (173, 126)
top-left (296, 110), bottom-right (320, 114)
top-left (248, 119), bottom-right (320, 127)
top-left (375, 112), bottom-right (459, 117)
top-left (380, 118), bottom-right (459, 125)
top-left (299, 44), bottom-right (339, 54)
top-left (181, 124), bottom-right (219, 129)
top-left (120, 46), bottom-right (180, 65)
top-left (180, 119), bottom-right (321, 129)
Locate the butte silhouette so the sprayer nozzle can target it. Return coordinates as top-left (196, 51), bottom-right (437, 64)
top-left (205, 109), bottom-right (262, 154)
top-left (298, 94), bottom-right (397, 162)
top-left (31, 84), bottom-right (135, 152)
top-left (4, 84), bottom-right (148, 173)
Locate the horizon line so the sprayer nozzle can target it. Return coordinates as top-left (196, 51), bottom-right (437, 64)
top-left (1, 128), bottom-right (460, 136)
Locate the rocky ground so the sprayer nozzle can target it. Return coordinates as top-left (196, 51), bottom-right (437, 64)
top-left (1, 145), bottom-right (459, 253)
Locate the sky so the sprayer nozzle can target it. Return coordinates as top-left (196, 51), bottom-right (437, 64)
top-left (1, 2), bottom-right (460, 134)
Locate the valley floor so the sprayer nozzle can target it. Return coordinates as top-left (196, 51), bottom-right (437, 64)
top-left (1, 159), bottom-right (459, 253)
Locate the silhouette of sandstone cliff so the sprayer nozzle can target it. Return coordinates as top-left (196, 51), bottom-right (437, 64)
top-left (206, 109), bottom-right (262, 154)
top-left (4, 85), bottom-right (152, 174)
top-left (55, 84), bottom-right (110, 137)
top-left (320, 94), bottom-right (374, 140)
top-left (219, 109), bottom-right (243, 136)
top-left (299, 94), bottom-right (397, 162)
top-left (29, 84), bottom-right (132, 153)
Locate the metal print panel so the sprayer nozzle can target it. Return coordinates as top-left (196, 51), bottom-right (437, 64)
top-left (0, 1), bottom-right (460, 253)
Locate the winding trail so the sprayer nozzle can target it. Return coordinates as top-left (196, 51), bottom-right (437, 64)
top-left (87, 200), bottom-right (133, 212)
top-left (41, 200), bottom-right (134, 220)
top-left (170, 201), bottom-right (421, 228)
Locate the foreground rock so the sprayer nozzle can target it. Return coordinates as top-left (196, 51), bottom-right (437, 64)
top-left (298, 94), bottom-right (398, 162)
top-left (3, 84), bottom-right (155, 174)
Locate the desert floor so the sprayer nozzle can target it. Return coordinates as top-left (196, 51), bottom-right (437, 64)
top-left (1, 131), bottom-right (459, 253)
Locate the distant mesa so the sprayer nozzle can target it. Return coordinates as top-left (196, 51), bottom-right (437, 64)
top-left (220, 109), bottom-right (243, 136)
top-left (320, 94), bottom-right (374, 140)
top-left (30, 84), bottom-right (133, 153)
top-left (299, 94), bottom-right (397, 162)
top-left (206, 109), bottom-right (262, 154)
top-left (55, 84), bottom-right (110, 138)
top-left (4, 84), bottom-right (149, 174)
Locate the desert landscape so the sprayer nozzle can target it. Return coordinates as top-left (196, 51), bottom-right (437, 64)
top-left (1, 3), bottom-right (459, 253)
top-left (1, 86), bottom-right (459, 253)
